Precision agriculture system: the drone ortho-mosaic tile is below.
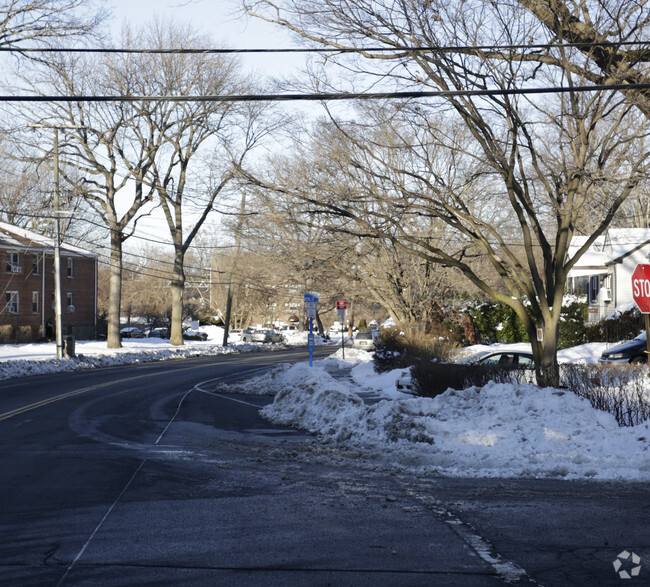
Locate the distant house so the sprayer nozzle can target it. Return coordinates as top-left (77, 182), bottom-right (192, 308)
top-left (0, 222), bottom-right (98, 343)
top-left (566, 228), bottom-right (650, 322)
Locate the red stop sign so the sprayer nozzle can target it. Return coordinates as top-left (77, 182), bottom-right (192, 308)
top-left (632, 264), bottom-right (650, 313)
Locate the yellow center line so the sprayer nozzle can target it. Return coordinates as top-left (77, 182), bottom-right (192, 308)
top-left (0, 349), bottom-right (306, 423)
top-left (0, 365), bottom-right (199, 423)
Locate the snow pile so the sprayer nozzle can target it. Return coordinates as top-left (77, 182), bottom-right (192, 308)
top-left (281, 330), bottom-right (321, 346)
top-left (0, 338), bottom-right (255, 380)
top-left (255, 358), bottom-right (650, 481)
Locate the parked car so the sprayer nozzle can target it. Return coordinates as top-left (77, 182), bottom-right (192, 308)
top-left (352, 329), bottom-right (378, 349)
top-left (599, 332), bottom-right (648, 364)
top-left (457, 350), bottom-right (534, 368)
top-left (252, 329), bottom-right (283, 343)
top-left (396, 370), bottom-right (416, 394)
top-left (228, 328), bottom-right (254, 343)
top-left (120, 327), bottom-right (146, 338)
top-left (280, 325), bottom-right (299, 332)
top-left (475, 351), bottom-right (534, 368)
top-left (147, 327), bottom-right (169, 339)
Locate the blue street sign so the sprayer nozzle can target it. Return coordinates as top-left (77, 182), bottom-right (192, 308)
top-left (304, 292), bottom-right (319, 304)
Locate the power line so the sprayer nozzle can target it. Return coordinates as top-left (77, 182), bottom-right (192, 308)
top-left (3, 40), bottom-right (650, 54)
top-left (3, 82), bottom-right (650, 103)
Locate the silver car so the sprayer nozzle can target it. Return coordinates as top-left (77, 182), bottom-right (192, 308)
top-left (228, 328), bottom-right (254, 343)
top-left (252, 329), bottom-right (283, 343)
top-left (352, 329), bottom-right (378, 349)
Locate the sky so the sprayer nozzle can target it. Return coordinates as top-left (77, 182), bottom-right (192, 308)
top-left (108, 0), bottom-right (304, 78)
top-left (2, 331), bottom-right (648, 482)
top-left (104, 0), bottom-right (311, 250)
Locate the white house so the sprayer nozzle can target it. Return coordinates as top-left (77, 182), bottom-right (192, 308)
top-left (566, 228), bottom-right (650, 322)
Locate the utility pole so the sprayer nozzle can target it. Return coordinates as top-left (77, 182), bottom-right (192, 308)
top-left (28, 123), bottom-right (83, 359)
top-left (52, 127), bottom-right (64, 359)
top-left (222, 192), bottom-right (246, 346)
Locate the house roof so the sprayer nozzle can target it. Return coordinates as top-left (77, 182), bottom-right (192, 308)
top-left (605, 228), bottom-right (650, 264)
top-left (568, 228), bottom-right (650, 268)
top-left (0, 221), bottom-right (97, 258)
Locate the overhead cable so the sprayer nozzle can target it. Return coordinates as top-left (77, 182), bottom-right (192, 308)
top-left (2, 40), bottom-right (650, 54)
top-left (3, 81), bottom-right (650, 103)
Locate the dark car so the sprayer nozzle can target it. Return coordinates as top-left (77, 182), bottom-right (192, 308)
top-left (458, 350), bottom-right (535, 368)
top-left (477, 351), bottom-right (535, 368)
top-left (120, 327), bottom-right (146, 339)
top-left (147, 327), bottom-right (170, 339)
top-left (599, 332), bottom-right (648, 365)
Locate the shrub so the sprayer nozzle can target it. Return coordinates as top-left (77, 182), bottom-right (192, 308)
top-left (585, 306), bottom-right (644, 343)
top-left (561, 363), bottom-right (650, 426)
top-left (411, 362), bottom-right (530, 398)
top-left (16, 326), bottom-right (32, 343)
top-left (0, 325), bottom-right (12, 343)
top-left (465, 301), bottom-right (529, 344)
top-left (373, 327), bottom-right (459, 373)
top-left (558, 299), bottom-right (588, 349)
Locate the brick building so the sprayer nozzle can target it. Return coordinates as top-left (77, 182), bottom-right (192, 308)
top-left (0, 222), bottom-right (98, 343)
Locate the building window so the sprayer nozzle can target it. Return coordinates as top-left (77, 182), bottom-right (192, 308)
top-left (32, 291), bottom-right (39, 313)
top-left (6, 252), bottom-right (20, 273)
top-left (67, 257), bottom-right (74, 278)
top-left (32, 255), bottom-right (40, 275)
top-left (66, 292), bottom-right (74, 312)
top-left (588, 275), bottom-right (600, 304)
top-left (6, 291), bottom-right (19, 314)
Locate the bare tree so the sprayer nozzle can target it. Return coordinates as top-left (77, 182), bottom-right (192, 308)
top-left (241, 0), bottom-right (650, 385)
top-left (0, 0), bottom-right (105, 48)
top-left (12, 47), bottom-right (159, 348)
top-left (513, 1), bottom-right (650, 115)
top-left (120, 20), bottom-right (275, 345)
top-left (120, 246), bottom-right (173, 326)
top-left (247, 170), bottom-right (463, 326)
top-left (0, 153), bottom-right (49, 229)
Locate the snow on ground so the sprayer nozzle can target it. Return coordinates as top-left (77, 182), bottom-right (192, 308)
top-left (2, 332), bottom-right (649, 481)
top-left (218, 344), bottom-right (650, 482)
top-left (0, 324), bottom-right (336, 380)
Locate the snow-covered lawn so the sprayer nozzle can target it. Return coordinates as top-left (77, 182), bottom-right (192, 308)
top-left (0, 325), bottom-right (331, 379)
top-left (1, 332), bottom-right (649, 482)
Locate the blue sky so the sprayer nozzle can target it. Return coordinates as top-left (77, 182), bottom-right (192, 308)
top-left (108, 0), bottom-right (302, 78)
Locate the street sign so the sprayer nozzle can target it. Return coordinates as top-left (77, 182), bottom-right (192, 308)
top-left (304, 292), bottom-right (319, 304)
top-left (632, 264), bottom-right (650, 313)
top-left (337, 301), bottom-right (347, 324)
top-left (306, 302), bottom-right (317, 318)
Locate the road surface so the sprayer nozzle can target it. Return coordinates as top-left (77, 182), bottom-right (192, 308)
top-left (0, 347), bottom-right (647, 585)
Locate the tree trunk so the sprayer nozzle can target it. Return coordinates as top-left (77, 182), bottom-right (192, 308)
top-left (169, 249), bottom-right (185, 346)
top-left (530, 321), bottom-right (560, 388)
top-left (315, 309), bottom-right (325, 335)
top-left (106, 230), bottom-right (123, 349)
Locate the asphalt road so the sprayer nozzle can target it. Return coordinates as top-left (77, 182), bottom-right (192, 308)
top-left (0, 346), bottom-right (647, 586)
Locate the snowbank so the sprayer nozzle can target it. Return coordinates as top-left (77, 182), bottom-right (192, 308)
top-left (249, 357), bottom-right (650, 481)
top-left (0, 334), bottom-right (277, 380)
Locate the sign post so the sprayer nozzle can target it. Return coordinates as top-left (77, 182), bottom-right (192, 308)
top-left (631, 264), bottom-right (650, 366)
top-left (337, 301), bottom-right (348, 359)
top-left (304, 293), bottom-right (319, 366)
